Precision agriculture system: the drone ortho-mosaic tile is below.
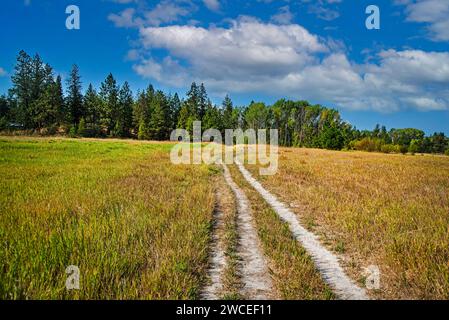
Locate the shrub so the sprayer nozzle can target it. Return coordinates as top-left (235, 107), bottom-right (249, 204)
top-left (352, 138), bottom-right (383, 152)
top-left (77, 118), bottom-right (86, 137)
top-left (408, 139), bottom-right (421, 155)
top-left (381, 144), bottom-right (400, 154)
top-left (445, 148), bottom-right (449, 156)
top-left (400, 145), bottom-right (409, 154)
top-left (68, 125), bottom-right (77, 138)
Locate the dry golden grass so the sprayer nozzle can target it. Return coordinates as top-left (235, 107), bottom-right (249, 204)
top-left (247, 147), bottom-right (449, 299)
top-left (0, 137), bottom-right (215, 299)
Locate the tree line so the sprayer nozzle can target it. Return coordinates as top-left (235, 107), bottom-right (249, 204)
top-left (1, 50), bottom-right (448, 155)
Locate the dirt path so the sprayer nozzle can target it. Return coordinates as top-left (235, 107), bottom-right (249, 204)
top-left (235, 161), bottom-right (368, 300)
top-left (201, 188), bottom-right (227, 300)
top-left (221, 163), bottom-right (275, 300)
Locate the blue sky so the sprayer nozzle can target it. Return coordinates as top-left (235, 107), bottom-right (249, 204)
top-left (1, 0), bottom-right (448, 134)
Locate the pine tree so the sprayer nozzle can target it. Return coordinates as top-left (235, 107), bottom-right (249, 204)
top-left (137, 121), bottom-right (149, 140)
top-left (11, 50), bottom-right (33, 128)
top-left (186, 82), bottom-right (199, 118)
top-left (198, 83), bottom-right (208, 121)
top-left (148, 90), bottom-right (169, 140)
top-left (133, 91), bottom-right (148, 134)
top-left (66, 64), bottom-right (84, 127)
top-left (84, 83), bottom-right (101, 135)
top-left (54, 76), bottom-right (65, 126)
top-left (99, 73), bottom-right (119, 135)
top-left (169, 93), bottom-right (181, 130)
top-left (177, 103), bottom-right (190, 131)
top-left (222, 95), bottom-right (235, 130)
top-left (119, 81), bottom-right (134, 137)
top-left (202, 102), bottom-right (222, 131)
top-left (0, 95), bottom-right (10, 130)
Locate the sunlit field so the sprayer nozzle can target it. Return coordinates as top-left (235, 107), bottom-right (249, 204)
top-left (1, 137), bottom-right (448, 300)
top-left (0, 137), bottom-right (215, 299)
top-left (246, 148), bottom-right (449, 299)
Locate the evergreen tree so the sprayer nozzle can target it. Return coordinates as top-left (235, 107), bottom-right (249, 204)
top-left (84, 83), bottom-right (101, 135)
top-left (202, 102), bottom-right (222, 131)
top-left (54, 76), bottom-right (65, 126)
top-left (11, 50), bottom-right (33, 128)
top-left (222, 95), bottom-right (236, 130)
top-left (0, 95), bottom-right (10, 130)
top-left (169, 93), bottom-right (181, 130)
top-left (66, 64), bottom-right (84, 126)
top-left (133, 90), bottom-right (148, 134)
top-left (99, 73), bottom-right (119, 135)
top-left (177, 103), bottom-right (190, 131)
top-left (149, 90), bottom-right (169, 140)
top-left (119, 81), bottom-right (134, 137)
top-left (198, 83), bottom-right (208, 120)
top-left (185, 82), bottom-right (199, 119)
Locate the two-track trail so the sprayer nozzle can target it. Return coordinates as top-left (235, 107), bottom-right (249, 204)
top-left (201, 186), bottom-right (227, 300)
top-left (203, 159), bottom-right (368, 300)
top-left (235, 161), bottom-right (368, 300)
top-left (202, 163), bottom-right (274, 300)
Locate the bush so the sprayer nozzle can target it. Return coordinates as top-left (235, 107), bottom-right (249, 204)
top-left (68, 125), bottom-right (77, 138)
top-left (400, 145), bottom-right (409, 154)
top-left (445, 149), bottom-right (449, 156)
top-left (381, 144), bottom-right (400, 154)
top-left (408, 139), bottom-right (421, 155)
top-left (77, 118), bottom-right (86, 137)
top-left (352, 138), bottom-right (383, 152)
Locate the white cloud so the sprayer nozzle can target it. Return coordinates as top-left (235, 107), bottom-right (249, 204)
top-left (271, 5), bottom-right (294, 25)
top-left (396, 0), bottom-right (449, 41)
top-left (108, 8), bottom-right (140, 28)
top-left (132, 17), bottom-right (449, 112)
top-left (0, 67), bottom-right (7, 77)
top-left (108, 0), bottom-right (196, 28)
top-left (302, 0), bottom-right (342, 21)
top-left (203, 0), bottom-right (220, 12)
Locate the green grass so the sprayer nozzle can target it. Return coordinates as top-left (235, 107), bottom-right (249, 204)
top-left (0, 137), bottom-right (215, 299)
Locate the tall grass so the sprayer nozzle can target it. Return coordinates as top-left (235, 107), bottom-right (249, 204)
top-left (0, 137), bottom-right (215, 299)
top-left (247, 148), bottom-right (449, 299)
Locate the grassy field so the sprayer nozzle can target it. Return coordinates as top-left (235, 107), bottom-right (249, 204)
top-left (246, 148), bottom-right (449, 299)
top-left (0, 137), bottom-right (215, 299)
top-left (1, 137), bottom-right (448, 300)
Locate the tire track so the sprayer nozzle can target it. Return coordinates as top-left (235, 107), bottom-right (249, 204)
top-left (221, 163), bottom-right (275, 300)
top-left (235, 161), bottom-right (369, 300)
top-left (201, 188), bottom-right (227, 300)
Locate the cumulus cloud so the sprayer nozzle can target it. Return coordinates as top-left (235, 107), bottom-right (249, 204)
top-left (132, 17), bottom-right (449, 112)
top-left (396, 0), bottom-right (449, 41)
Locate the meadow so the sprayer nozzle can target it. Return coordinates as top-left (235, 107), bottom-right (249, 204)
top-left (246, 148), bottom-right (449, 299)
top-left (0, 137), bottom-right (215, 299)
top-left (1, 137), bottom-right (448, 300)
